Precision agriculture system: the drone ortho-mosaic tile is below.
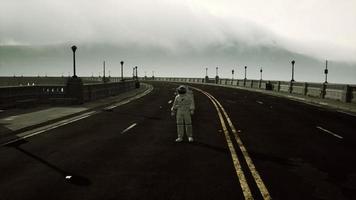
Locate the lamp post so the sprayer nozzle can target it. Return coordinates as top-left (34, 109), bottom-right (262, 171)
top-left (135, 66), bottom-right (138, 79)
top-left (71, 45), bottom-right (77, 78)
top-left (244, 66), bottom-right (247, 79)
top-left (259, 68), bottom-right (263, 88)
top-left (232, 69), bottom-right (234, 80)
top-left (205, 67), bottom-right (208, 77)
top-left (291, 60), bottom-right (295, 82)
top-left (324, 60), bottom-right (328, 83)
top-left (244, 66), bottom-right (247, 86)
top-left (120, 61), bottom-right (124, 81)
top-left (215, 67), bottom-right (219, 84)
top-left (103, 61), bottom-right (106, 80)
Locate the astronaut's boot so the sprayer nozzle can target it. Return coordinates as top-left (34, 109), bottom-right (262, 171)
top-left (176, 124), bottom-right (184, 142)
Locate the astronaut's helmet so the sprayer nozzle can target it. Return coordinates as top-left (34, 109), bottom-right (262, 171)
top-left (177, 85), bottom-right (187, 94)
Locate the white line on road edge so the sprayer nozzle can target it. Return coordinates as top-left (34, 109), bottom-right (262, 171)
top-left (286, 95), bottom-right (306, 101)
top-left (1, 111), bottom-right (97, 147)
top-left (1, 84), bottom-right (155, 146)
top-left (316, 126), bottom-right (343, 139)
top-left (121, 123), bottom-right (138, 134)
top-left (337, 111), bottom-right (356, 117)
top-left (168, 100), bottom-right (173, 104)
top-left (103, 85), bottom-right (154, 110)
top-left (256, 101), bottom-right (264, 104)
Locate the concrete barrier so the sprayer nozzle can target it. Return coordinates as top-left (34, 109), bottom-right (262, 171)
top-left (0, 80), bottom-right (136, 108)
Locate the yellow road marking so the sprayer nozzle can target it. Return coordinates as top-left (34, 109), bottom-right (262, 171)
top-left (196, 88), bottom-right (253, 200)
top-left (193, 86), bottom-right (272, 200)
top-left (208, 93), bottom-right (272, 200)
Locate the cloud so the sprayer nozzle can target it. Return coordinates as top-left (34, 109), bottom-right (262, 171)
top-left (0, 0), bottom-right (356, 63)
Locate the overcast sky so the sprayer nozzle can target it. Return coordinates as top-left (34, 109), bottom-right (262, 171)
top-left (0, 0), bottom-right (356, 82)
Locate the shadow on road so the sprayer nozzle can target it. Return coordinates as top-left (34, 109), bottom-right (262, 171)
top-left (192, 141), bottom-right (228, 153)
top-left (5, 139), bottom-right (91, 186)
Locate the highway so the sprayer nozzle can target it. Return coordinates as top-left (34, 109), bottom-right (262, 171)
top-left (0, 81), bottom-right (356, 200)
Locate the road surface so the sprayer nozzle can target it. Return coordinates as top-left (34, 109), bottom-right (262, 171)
top-left (0, 81), bottom-right (355, 200)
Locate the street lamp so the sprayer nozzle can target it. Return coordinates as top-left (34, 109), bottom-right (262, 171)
top-left (205, 67), bottom-right (208, 77)
top-left (324, 60), bottom-right (328, 83)
top-left (232, 69), bottom-right (234, 80)
top-left (216, 67), bottom-right (219, 77)
top-left (71, 45), bottom-right (77, 78)
top-left (244, 66), bottom-right (247, 80)
top-left (291, 60), bottom-right (295, 82)
top-left (120, 61), bottom-right (124, 81)
top-left (135, 66), bottom-right (138, 79)
top-left (103, 61), bottom-right (106, 79)
top-left (260, 68), bottom-right (263, 80)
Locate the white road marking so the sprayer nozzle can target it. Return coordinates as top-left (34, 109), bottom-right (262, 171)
top-left (287, 95), bottom-right (306, 101)
top-left (256, 101), bottom-right (264, 104)
top-left (1, 85), bottom-right (154, 146)
top-left (65, 176), bottom-right (72, 179)
top-left (121, 123), bottom-right (137, 134)
top-left (103, 85), bottom-right (154, 110)
top-left (319, 102), bottom-right (328, 106)
top-left (2, 111), bottom-right (96, 146)
top-left (3, 116), bottom-right (17, 121)
top-left (337, 111), bottom-right (356, 117)
top-left (316, 126), bottom-right (343, 139)
top-left (168, 100), bottom-right (173, 104)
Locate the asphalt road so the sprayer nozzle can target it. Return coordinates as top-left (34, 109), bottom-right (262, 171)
top-left (0, 81), bottom-right (356, 200)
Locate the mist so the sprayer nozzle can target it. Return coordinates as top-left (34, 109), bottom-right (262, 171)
top-left (1, 0), bottom-right (356, 83)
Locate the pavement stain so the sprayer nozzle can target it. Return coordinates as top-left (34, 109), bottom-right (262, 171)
top-left (289, 158), bottom-right (349, 200)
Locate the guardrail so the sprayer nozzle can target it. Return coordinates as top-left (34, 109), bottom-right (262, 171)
top-left (0, 80), bottom-right (137, 108)
top-left (142, 77), bottom-right (356, 104)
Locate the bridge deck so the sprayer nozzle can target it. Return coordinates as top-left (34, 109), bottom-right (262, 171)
top-left (0, 82), bottom-right (355, 200)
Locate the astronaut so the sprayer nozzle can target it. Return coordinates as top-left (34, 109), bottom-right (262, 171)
top-left (171, 85), bottom-right (195, 142)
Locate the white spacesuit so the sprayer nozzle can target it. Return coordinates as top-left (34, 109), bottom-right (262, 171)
top-left (171, 85), bottom-right (195, 142)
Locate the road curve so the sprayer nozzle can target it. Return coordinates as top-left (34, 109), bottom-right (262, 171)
top-left (0, 81), bottom-right (355, 200)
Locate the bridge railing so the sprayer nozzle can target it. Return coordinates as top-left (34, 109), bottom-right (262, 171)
top-left (0, 80), bottom-right (136, 108)
top-left (142, 77), bottom-right (356, 104)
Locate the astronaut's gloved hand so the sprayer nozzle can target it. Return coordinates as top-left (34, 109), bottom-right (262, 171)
top-left (190, 110), bottom-right (194, 115)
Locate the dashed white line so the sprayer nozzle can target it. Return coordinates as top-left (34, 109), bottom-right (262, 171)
top-left (256, 101), bottom-right (264, 105)
top-left (121, 123), bottom-right (138, 134)
top-left (168, 100), bottom-right (173, 104)
top-left (316, 126), bottom-right (343, 139)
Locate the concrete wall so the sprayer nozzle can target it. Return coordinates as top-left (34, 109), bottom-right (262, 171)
top-left (0, 80), bottom-right (136, 108)
top-left (0, 76), bottom-right (136, 87)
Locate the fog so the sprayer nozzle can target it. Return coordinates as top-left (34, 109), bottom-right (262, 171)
top-left (1, 0), bottom-right (356, 83)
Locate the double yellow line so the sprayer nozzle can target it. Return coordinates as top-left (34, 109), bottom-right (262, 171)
top-left (193, 87), bottom-right (271, 200)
